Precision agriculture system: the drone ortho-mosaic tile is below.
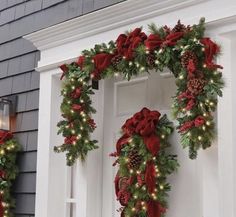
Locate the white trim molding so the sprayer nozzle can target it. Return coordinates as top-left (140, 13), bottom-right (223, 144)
top-left (24, 0), bottom-right (236, 217)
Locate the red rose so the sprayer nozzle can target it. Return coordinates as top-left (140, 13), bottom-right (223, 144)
top-left (147, 200), bottom-right (166, 217)
top-left (185, 99), bottom-right (195, 111)
top-left (145, 161), bottom-right (156, 194)
top-left (77, 56), bottom-right (85, 69)
top-left (200, 38), bottom-right (223, 69)
top-left (144, 134), bottom-right (160, 156)
top-left (70, 87), bottom-right (82, 99)
top-left (194, 116), bottom-right (205, 127)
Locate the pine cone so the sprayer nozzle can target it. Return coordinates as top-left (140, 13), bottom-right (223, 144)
top-left (128, 149), bottom-right (142, 169)
top-left (172, 20), bottom-right (186, 32)
top-left (181, 51), bottom-right (198, 68)
top-left (187, 78), bottom-right (206, 95)
top-left (147, 53), bottom-right (156, 68)
top-left (111, 55), bottom-right (123, 68)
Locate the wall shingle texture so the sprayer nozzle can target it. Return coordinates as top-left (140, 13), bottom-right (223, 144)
top-left (0, 0), bottom-right (124, 215)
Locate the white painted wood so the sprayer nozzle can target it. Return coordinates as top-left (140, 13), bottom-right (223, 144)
top-left (103, 74), bottom-right (203, 217)
top-left (26, 1), bottom-right (236, 217)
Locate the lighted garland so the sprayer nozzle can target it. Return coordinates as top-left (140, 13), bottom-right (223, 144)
top-left (0, 130), bottom-right (21, 217)
top-left (110, 108), bottom-right (178, 217)
top-left (56, 18), bottom-right (224, 165)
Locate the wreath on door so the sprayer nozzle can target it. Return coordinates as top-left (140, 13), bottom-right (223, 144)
top-left (55, 18), bottom-right (224, 166)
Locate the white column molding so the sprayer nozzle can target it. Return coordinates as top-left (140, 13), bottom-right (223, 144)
top-left (24, 1), bottom-right (236, 217)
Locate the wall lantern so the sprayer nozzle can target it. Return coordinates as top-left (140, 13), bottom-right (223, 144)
top-left (0, 96), bottom-right (17, 131)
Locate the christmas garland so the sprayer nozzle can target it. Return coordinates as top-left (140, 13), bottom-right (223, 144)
top-left (110, 108), bottom-right (178, 217)
top-left (0, 130), bottom-right (20, 217)
top-left (56, 18), bottom-right (224, 165)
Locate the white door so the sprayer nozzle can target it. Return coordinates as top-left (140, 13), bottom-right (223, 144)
top-left (102, 71), bottom-right (204, 217)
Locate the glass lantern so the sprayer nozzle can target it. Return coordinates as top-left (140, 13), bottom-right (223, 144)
top-left (0, 99), bottom-right (10, 131)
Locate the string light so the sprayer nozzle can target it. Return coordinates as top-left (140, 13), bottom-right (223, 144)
top-left (71, 130), bottom-right (75, 134)
top-left (130, 169), bottom-right (134, 174)
top-left (155, 60), bottom-right (159, 64)
top-left (159, 185), bottom-right (164, 190)
top-left (71, 86), bottom-right (75, 90)
top-left (114, 72), bottom-right (119, 77)
top-left (140, 66), bottom-right (145, 71)
top-left (161, 134), bottom-right (165, 139)
top-left (129, 62), bottom-right (133, 66)
top-left (202, 125), bottom-right (206, 131)
top-left (206, 121), bottom-right (211, 126)
top-left (179, 74), bottom-right (184, 80)
top-left (80, 99), bottom-right (84, 103)
top-left (198, 136), bottom-right (202, 141)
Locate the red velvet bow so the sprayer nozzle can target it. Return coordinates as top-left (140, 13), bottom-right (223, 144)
top-left (145, 161), bottom-right (156, 194)
top-left (91, 53), bottom-right (114, 80)
top-left (145, 32), bottom-right (184, 51)
top-left (0, 130), bottom-right (13, 145)
top-left (59, 64), bottom-right (69, 80)
top-left (117, 108), bottom-right (161, 156)
top-left (116, 28), bottom-right (147, 60)
top-left (77, 55), bottom-right (85, 69)
top-left (200, 38), bottom-right (223, 69)
top-left (147, 200), bottom-right (166, 217)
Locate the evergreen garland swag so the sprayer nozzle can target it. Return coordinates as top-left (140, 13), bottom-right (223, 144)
top-left (110, 108), bottom-right (178, 217)
top-left (56, 18), bottom-right (224, 166)
top-left (0, 130), bottom-right (21, 217)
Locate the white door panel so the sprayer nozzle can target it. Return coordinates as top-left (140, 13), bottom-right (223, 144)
top-left (102, 72), bottom-right (204, 217)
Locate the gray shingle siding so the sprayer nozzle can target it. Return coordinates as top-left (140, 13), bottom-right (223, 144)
top-left (0, 0), bottom-right (124, 215)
